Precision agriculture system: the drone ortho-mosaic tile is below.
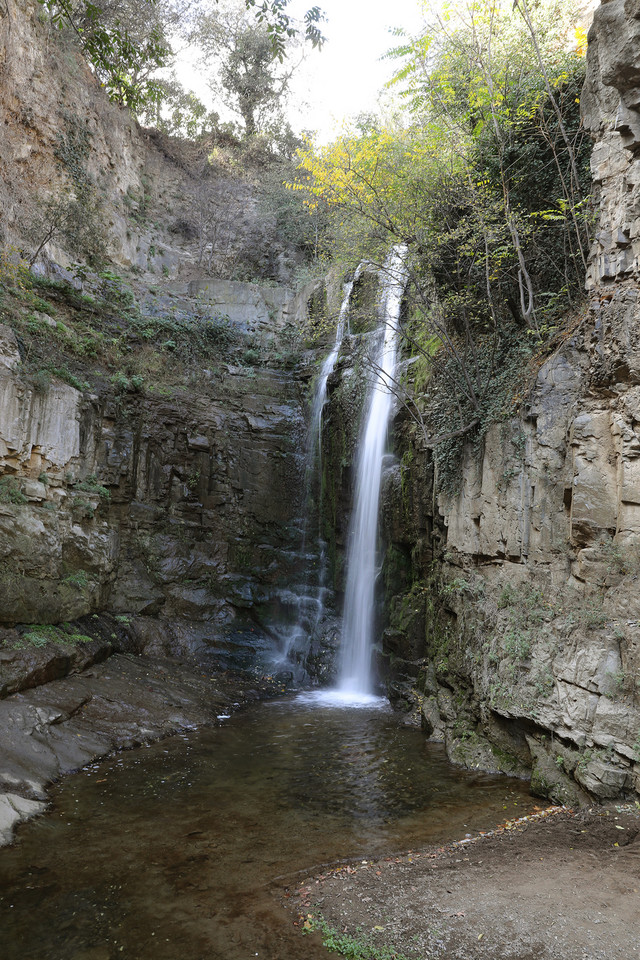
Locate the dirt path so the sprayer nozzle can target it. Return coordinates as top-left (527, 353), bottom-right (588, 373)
top-left (281, 806), bottom-right (640, 959)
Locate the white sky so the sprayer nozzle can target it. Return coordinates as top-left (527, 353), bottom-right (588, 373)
top-left (175, 0), bottom-right (426, 142)
top-left (287, 0), bottom-right (426, 140)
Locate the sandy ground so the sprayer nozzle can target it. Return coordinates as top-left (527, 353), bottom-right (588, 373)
top-left (281, 806), bottom-right (640, 960)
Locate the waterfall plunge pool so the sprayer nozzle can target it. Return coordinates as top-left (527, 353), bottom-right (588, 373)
top-left (0, 695), bottom-right (533, 960)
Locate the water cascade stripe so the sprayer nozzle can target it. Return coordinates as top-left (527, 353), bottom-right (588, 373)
top-left (307, 264), bottom-right (365, 470)
top-left (271, 269), bottom-right (364, 676)
top-left (338, 246), bottom-right (409, 697)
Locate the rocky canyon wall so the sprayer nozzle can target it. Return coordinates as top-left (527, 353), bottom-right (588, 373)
top-left (326, 0), bottom-right (640, 804)
top-left (0, 0), bottom-right (334, 679)
top-left (0, 307), bottom-right (315, 666)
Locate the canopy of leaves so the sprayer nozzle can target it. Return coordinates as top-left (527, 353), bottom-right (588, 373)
top-left (192, 0), bottom-right (303, 137)
top-left (39, 0), bottom-right (173, 109)
top-left (38, 0), bottom-right (324, 120)
top-left (138, 74), bottom-right (224, 138)
top-left (294, 0), bottom-right (592, 492)
top-left (245, 0), bottom-right (325, 58)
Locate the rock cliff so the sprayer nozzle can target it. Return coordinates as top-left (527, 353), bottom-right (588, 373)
top-left (0, 0), bottom-right (332, 678)
top-left (0, 297), bottom-right (321, 666)
top-left (359, 0), bottom-right (640, 803)
top-left (0, 0), bottom-right (294, 281)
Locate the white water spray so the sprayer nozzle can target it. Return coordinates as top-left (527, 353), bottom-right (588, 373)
top-left (307, 266), bottom-right (364, 465)
top-left (338, 246), bottom-right (409, 698)
top-left (270, 271), bottom-right (364, 677)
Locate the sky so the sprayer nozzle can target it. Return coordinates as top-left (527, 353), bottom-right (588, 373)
top-left (286, 0), bottom-right (426, 140)
top-left (175, 0), bottom-right (426, 142)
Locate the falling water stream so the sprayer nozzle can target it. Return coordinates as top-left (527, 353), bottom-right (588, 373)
top-left (268, 272), bottom-right (361, 675)
top-left (0, 696), bottom-right (532, 960)
top-left (269, 249), bottom-right (407, 687)
top-left (307, 268), bottom-right (360, 462)
top-left (339, 247), bottom-right (409, 696)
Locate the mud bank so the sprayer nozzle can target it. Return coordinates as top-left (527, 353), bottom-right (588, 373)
top-left (283, 806), bottom-right (640, 960)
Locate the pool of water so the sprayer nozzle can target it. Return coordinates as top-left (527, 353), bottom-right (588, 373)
top-left (0, 694), bottom-right (533, 960)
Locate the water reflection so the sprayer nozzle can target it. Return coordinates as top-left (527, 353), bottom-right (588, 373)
top-left (0, 696), bottom-right (532, 960)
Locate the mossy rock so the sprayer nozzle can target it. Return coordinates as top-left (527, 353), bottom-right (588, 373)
top-left (527, 736), bottom-right (592, 806)
top-left (448, 730), bottom-right (529, 777)
top-left (347, 272), bottom-right (380, 334)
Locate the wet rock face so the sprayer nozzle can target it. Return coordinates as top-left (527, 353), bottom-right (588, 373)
top-left (0, 320), bottom-right (307, 646)
top-left (318, 336), bottom-right (370, 592)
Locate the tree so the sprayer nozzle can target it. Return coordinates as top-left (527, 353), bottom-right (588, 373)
top-left (245, 0), bottom-right (325, 58)
top-left (25, 193), bottom-right (107, 268)
top-left (38, 0), bottom-right (324, 116)
top-left (38, 0), bottom-right (173, 108)
top-left (194, 0), bottom-right (301, 138)
top-left (24, 115), bottom-right (107, 267)
top-left (189, 178), bottom-right (246, 274)
top-left (139, 74), bottom-right (222, 138)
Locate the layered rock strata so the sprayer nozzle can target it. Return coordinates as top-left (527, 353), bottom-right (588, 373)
top-left (369, 0), bottom-right (640, 803)
top-left (0, 317), bottom-right (309, 648)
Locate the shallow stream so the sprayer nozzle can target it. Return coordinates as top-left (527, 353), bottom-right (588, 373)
top-left (0, 693), bottom-right (532, 960)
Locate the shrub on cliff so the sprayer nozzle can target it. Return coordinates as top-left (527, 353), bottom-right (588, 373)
top-left (293, 0), bottom-right (592, 493)
top-left (38, 0), bottom-right (324, 125)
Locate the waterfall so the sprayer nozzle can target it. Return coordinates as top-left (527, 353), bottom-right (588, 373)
top-left (338, 246), bottom-right (409, 697)
top-left (268, 248), bottom-right (408, 696)
top-left (307, 266), bottom-right (363, 466)
top-left (268, 271), bottom-right (362, 678)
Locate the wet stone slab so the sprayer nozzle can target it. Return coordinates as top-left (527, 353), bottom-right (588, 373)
top-left (0, 652), bottom-right (276, 845)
